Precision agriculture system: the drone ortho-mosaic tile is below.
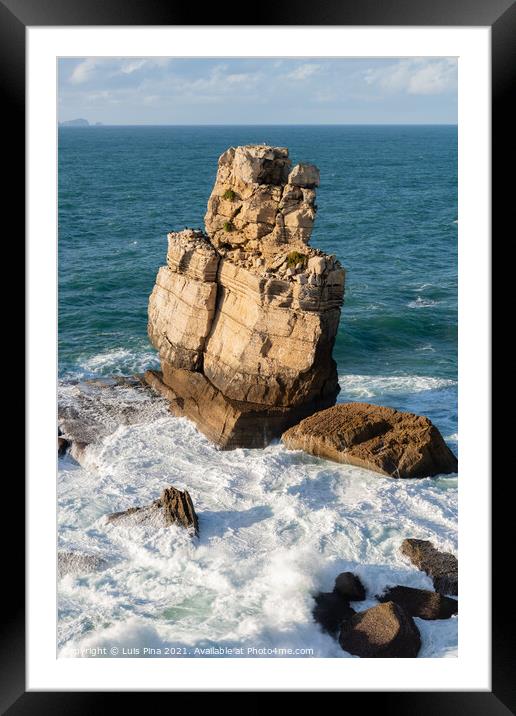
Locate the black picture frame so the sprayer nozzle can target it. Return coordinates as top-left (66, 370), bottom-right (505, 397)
top-left (3, 0), bottom-right (511, 709)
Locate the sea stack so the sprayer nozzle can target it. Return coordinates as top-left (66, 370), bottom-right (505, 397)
top-left (146, 145), bottom-right (345, 448)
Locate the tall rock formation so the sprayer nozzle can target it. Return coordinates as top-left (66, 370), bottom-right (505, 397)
top-left (146, 145), bottom-right (345, 448)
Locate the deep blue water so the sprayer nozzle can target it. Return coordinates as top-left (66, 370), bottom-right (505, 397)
top-left (58, 125), bottom-right (457, 435)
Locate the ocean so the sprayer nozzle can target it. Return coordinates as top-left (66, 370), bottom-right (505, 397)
top-left (58, 125), bottom-right (458, 658)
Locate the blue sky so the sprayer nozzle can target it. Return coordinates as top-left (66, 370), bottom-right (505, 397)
top-left (58, 57), bottom-right (457, 125)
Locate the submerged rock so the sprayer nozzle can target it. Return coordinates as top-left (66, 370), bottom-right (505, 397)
top-left (339, 602), bottom-right (421, 658)
top-left (147, 145), bottom-right (346, 449)
top-left (313, 592), bottom-right (356, 636)
top-left (377, 585), bottom-right (458, 620)
top-left (107, 485), bottom-right (199, 536)
top-left (58, 377), bottom-right (169, 466)
top-left (282, 402), bottom-right (458, 478)
top-left (58, 551), bottom-right (106, 578)
top-left (401, 539), bottom-right (458, 595)
top-left (334, 572), bottom-right (366, 601)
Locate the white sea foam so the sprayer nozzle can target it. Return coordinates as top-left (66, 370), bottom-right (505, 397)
top-left (407, 297), bottom-right (439, 309)
top-left (415, 344), bottom-right (436, 352)
top-left (58, 383), bottom-right (458, 659)
top-left (338, 374), bottom-right (456, 400)
top-left (76, 348), bottom-right (159, 378)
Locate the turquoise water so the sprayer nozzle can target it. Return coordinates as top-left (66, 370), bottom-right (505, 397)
top-left (58, 125), bottom-right (457, 436)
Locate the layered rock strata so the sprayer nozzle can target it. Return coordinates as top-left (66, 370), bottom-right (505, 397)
top-left (282, 402), bottom-right (458, 478)
top-left (147, 145), bottom-right (345, 448)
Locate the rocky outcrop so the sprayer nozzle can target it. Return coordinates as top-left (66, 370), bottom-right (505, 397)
top-left (147, 230), bottom-right (219, 371)
top-left (334, 572), bottom-right (366, 601)
top-left (144, 369), bottom-right (335, 450)
top-left (147, 145), bottom-right (345, 448)
top-left (377, 586), bottom-right (458, 620)
top-left (401, 539), bottom-right (458, 595)
top-left (107, 485), bottom-right (199, 536)
top-left (58, 377), bottom-right (169, 466)
top-left (313, 592), bottom-right (356, 636)
top-left (339, 602), bottom-right (421, 658)
top-left (282, 402), bottom-right (458, 478)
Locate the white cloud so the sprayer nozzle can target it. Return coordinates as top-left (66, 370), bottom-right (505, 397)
top-left (364, 59), bottom-right (457, 95)
top-left (284, 63), bottom-right (321, 81)
top-left (119, 60), bottom-right (148, 75)
top-left (68, 57), bottom-right (172, 85)
top-left (69, 58), bottom-right (101, 84)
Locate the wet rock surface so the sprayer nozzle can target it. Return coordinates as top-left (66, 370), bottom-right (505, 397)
top-left (339, 601), bottom-right (421, 658)
top-left (107, 485), bottom-right (199, 536)
top-left (334, 572), bottom-right (366, 601)
top-left (401, 539), bottom-right (458, 595)
top-left (57, 377), bottom-right (169, 465)
top-left (313, 592), bottom-right (356, 636)
top-left (377, 585), bottom-right (458, 620)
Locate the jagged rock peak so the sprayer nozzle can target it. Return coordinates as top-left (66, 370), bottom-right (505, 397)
top-left (204, 144), bottom-right (322, 261)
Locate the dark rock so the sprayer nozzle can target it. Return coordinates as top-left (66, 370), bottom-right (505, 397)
top-left (339, 602), bottom-right (421, 658)
top-left (334, 572), bottom-right (366, 601)
top-left (157, 486), bottom-right (199, 535)
top-left (58, 436), bottom-right (69, 457)
top-left (313, 592), bottom-right (355, 636)
top-left (107, 485), bottom-right (199, 536)
top-left (377, 585), bottom-right (458, 620)
top-left (401, 539), bottom-right (458, 595)
top-left (282, 402), bottom-right (458, 478)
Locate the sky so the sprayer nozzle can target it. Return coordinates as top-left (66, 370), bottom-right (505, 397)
top-left (58, 57), bottom-right (457, 125)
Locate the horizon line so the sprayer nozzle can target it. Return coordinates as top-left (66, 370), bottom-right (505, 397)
top-left (58, 122), bottom-right (458, 127)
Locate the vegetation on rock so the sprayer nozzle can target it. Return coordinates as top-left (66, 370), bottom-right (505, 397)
top-left (286, 250), bottom-right (307, 268)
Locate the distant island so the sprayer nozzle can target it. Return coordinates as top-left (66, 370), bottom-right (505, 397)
top-left (59, 119), bottom-right (103, 127)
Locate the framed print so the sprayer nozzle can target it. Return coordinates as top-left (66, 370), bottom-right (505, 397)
top-left (3, 0), bottom-right (512, 708)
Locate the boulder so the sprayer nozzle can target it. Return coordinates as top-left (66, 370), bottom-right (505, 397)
top-left (334, 572), bottom-right (366, 601)
top-left (58, 551), bottom-right (106, 579)
top-left (282, 402), bottom-right (458, 478)
top-left (401, 539), bottom-right (458, 595)
top-left (339, 602), bottom-right (421, 658)
top-left (288, 163), bottom-right (320, 188)
top-left (107, 485), bottom-right (199, 536)
top-left (313, 592), bottom-right (355, 636)
top-left (377, 585), bottom-right (458, 620)
top-left (146, 145), bottom-right (346, 448)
